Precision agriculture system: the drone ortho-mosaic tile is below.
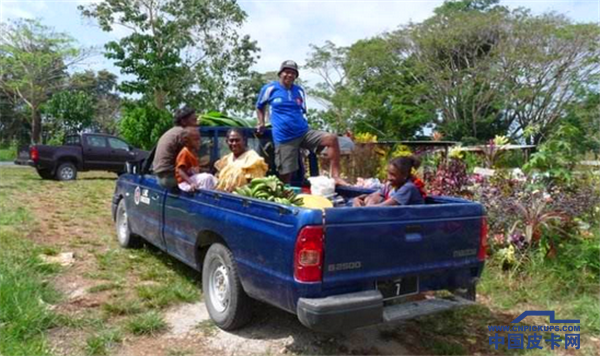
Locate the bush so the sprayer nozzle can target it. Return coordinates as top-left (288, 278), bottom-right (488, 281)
top-left (118, 104), bottom-right (173, 150)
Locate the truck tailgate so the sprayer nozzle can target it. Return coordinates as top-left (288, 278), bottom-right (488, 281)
top-left (322, 202), bottom-right (485, 288)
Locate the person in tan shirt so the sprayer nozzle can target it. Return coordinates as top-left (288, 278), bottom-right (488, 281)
top-left (214, 128), bottom-right (268, 192)
top-left (153, 106), bottom-right (198, 188)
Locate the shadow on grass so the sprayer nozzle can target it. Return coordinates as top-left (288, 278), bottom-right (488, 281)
top-left (139, 242), bottom-right (201, 287)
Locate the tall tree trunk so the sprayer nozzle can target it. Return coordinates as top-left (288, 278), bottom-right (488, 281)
top-left (154, 89), bottom-right (165, 110)
top-left (31, 106), bottom-right (41, 144)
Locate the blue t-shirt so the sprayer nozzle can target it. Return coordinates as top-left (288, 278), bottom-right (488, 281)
top-left (256, 81), bottom-right (309, 144)
top-left (380, 181), bottom-right (424, 206)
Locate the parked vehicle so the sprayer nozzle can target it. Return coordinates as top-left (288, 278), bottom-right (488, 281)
top-left (25, 133), bottom-right (148, 180)
top-left (112, 127), bottom-right (487, 332)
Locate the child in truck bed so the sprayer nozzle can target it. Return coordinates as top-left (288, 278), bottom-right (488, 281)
top-left (353, 156), bottom-right (425, 207)
top-left (175, 127), bottom-right (217, 192)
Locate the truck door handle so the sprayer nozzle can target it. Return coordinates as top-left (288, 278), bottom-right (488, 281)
top-left (151, 195), bottom-right (160, 201)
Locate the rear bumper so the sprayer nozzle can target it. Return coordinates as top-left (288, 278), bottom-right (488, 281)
top-left (296, 290), bottom-right (474, 332)
top-left (14, 158), bottom-right (34, 166)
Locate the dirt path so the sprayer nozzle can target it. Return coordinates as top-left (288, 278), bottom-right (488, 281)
top-left (5, 167), bottom-right (411, 356)
top-left (117, 301), bottom-right (410, 356)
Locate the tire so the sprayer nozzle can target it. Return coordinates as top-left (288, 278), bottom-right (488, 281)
top-left (464, 284), bottom-right (477, 301)
top-left (115, 199), bottom-right (142, 248)
top-left (202, 243), bottom-right (252, 330)
top-left (455, 284), bottom-right (477, 301)
top-left (37, 168), bottom-right (54, 180)
top-left (55, 162), bottom-right (77, 181)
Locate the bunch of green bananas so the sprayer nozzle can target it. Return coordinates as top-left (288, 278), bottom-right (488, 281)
top-left (200, 111), bottom-right (258, 128)
top-left (234, 176), bottom-right (304, 206)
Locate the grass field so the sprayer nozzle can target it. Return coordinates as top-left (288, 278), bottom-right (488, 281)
top-left (0, 167), bottom-right (199, 356)
top-left (0, 165), bottom-right (598, 356)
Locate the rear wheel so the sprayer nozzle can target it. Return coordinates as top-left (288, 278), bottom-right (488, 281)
top-left (36, 168), bottom-right (54, 180)
top-left (454, 284), bottom-right (477, 301)
top-left (115, 199), bottom-right (141, 248)
top-left (55, 162), bottom-right (77, 181)
top-left (202, 243), bottom-right (252, 330)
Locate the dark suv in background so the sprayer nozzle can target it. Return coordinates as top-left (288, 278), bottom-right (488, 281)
top-left (21, 133), bottom-right (148, 180)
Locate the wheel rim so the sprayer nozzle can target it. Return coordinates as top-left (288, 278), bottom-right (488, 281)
top-left (209, 259), bottom-right (230, 313)
top-left (60, 167), bottom-right (74, 180)
top-left (117, 206), bottom-right (128, 244)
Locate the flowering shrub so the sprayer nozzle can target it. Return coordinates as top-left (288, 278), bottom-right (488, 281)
top-left (470, 170), bottom-right (600, 266)
top-left (424, 158), bottom-right (470, 197)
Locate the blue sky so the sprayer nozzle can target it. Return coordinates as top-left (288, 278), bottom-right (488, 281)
top-left (1, 0), bottom-right (598, 97)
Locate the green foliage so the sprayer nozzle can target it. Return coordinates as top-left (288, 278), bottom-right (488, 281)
top-left (394, 6), bottom-right (600, 144)
top-left (42, 90), bottom-right (95, 137)
top-left (118, 104), bottom-right (172, 150)
top-left (0, 18), bottom-right (85, 143)
top-left (0, 228), bottom-right (60, 355)
top-left (304, 38), bottom-right (433, 138)
top-left (434, 0), bottom-right (503, 15)
top-left (69, 70), bottom-right (121, 134)
top-left (345, 38), bottom-right (434, 139)
top-left (79, 0), bottom-right (259, 113)
top-left (524, 123), bottom-right (586, 183)
top-left (0, 142), bottom-right (18, 161)
top-left (85, 328), bottom-right (122, 356)
top-left (481, 227), bottom-right (600, 333)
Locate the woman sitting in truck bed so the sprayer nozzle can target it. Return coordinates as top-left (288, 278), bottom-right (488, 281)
top-left (214, 128), bottom-right (269, 192)
top-left (353, 156), bottom-right (425, 207)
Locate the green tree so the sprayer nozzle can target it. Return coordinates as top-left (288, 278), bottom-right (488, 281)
top-left (304, 38), bottom-right (433, 139)
top-left (0, 19), bottom-right (87, 143)
top-left (79, 0), bottom-right (259, 113)
top-left (344, 37), bottom-right (434, 139)
top-left (304, 41), bottom-right (353, 132)
top-left (118, 103), bottom-right (172, 150)
top-left (396, 2), bottom-right (600, 144)
top-left (499, 15), bottom-right (600, 144)
top-left (42, 91), bottom-right (95, 142)
top-left (70, 70), bottom-right (121, 133)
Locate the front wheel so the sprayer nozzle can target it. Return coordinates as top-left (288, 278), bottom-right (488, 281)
top-left (55, 162), bottom-right (77, 181)
top-left (115, 199), bottom-right (141, 248)
top-left (202, 243), bottom-right (252, 330)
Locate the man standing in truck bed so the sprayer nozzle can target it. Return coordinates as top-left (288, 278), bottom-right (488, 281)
top-left (256, 60), bottom-right (347, 185)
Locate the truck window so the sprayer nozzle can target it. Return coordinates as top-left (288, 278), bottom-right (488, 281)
top-left (65, 136), bottom-right (81, 146)
top-left (108, 138), bottom-right (130, 151)
top-left (86, 136), bottom-right (108, 148)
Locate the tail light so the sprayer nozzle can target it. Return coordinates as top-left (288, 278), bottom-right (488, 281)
top-left (30, 146), bottom-right (39, 162)
top-left (294, 226), bottom-right (324, 282)
top-left (478, 217), bottom-right (488, 261)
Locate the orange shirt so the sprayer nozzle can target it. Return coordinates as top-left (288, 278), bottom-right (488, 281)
top-left (175, 147), bottom-right (199, 184)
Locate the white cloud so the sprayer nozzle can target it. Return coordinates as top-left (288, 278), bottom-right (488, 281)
top-left (1, 4), bottom-right (35, 21)
top-left (239, 0), bottom-right (441, 75)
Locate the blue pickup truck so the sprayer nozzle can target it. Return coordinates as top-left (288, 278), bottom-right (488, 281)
top-left (112, 127), bottom-right (487, 332)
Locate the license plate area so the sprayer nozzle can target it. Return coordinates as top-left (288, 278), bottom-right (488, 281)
top-left (377, 276), bottom-right (419, 300)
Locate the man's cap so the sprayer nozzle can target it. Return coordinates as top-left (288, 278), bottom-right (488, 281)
top-left (174, 106), bottom-right (196, 125)
top-left (278, 60), bottom-right (299, 76)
